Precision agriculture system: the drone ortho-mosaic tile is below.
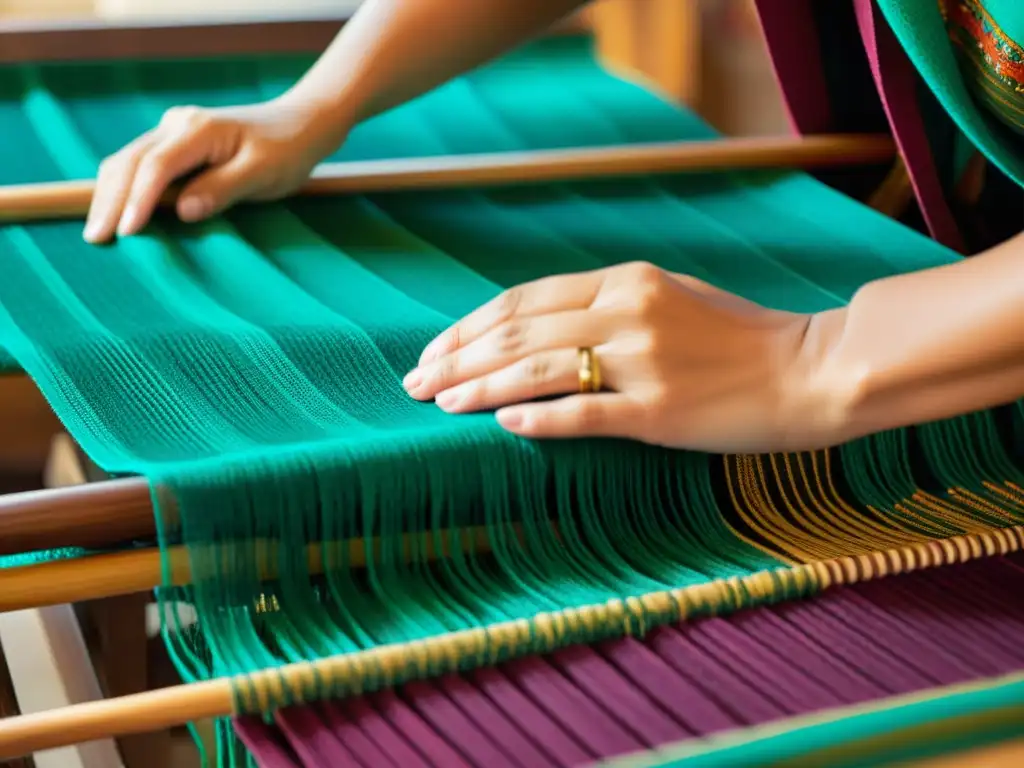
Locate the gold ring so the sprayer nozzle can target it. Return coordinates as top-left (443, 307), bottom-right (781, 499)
top-left (578, 347), bottom-right (601, 393)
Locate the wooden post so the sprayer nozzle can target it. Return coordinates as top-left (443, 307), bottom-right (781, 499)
top-left (590, 0), bottom-right (702, 107)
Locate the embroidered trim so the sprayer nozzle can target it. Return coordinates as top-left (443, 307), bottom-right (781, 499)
top-left (942, 0), bottom-right (1024, 93)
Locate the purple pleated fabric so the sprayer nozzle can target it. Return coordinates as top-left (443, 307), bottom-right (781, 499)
top-left (237, 553), bottom-right (1024, 767)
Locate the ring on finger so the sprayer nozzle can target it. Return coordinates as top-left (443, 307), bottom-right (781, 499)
top-left (577, 346), bottom-right (602, 393)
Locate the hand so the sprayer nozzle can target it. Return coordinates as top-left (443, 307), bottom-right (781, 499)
top-left (403, 262), bottom-right (834, 454)
top-left (83, 98), bottom-right (340, 243)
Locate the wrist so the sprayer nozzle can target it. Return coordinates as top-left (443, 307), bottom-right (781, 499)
top-left (784, 306), bottom-right (867, 449)
top-left (273, 88), bottom-right (360, 163)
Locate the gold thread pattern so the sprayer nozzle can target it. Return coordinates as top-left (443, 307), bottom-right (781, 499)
top-left (230, 524), bottom-right (1024, 714)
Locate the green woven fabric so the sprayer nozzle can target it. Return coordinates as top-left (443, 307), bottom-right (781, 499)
top-left (605, 672), bottom-right (1024, 767)
top-left (2, 35), bottom-right (1023, 764)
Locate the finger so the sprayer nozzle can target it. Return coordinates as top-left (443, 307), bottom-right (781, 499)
top-left (176, 153), bottom-right (262, 222)
top-left (418, 270), bottom-right (606, 365)
top-left (433, 348), bottom-right (582, 413)
top-left (495, 393), bottom-right (645, 440)
top-left (118, 125), bottom-right (222, 236)
top-left (405, 310), bottom-right (611, 400)
top-left (83, 136), bottom-right (154, 243)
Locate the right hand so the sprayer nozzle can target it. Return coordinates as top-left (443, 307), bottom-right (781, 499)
top-left (83, 99), bottom-right (335, 243)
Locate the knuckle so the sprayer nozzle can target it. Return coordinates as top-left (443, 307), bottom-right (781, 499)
top-left (628, 330), bottom-right (659, 358)
top-left (608, 262), bottom-right (671, 317)
top-left (137, 150), bottom-right (172, 181)
top-left (621, 260), bottom-right (664, 286)
top-left (644, 388), bottom-right (670, 412)
top-left (493, 287), bottom-right (522, 323)
top-left (95, 155), bottom-right (120, 180)
top-left (631, 282), bottom-right (664, 316)
top-left (494, 320), bottom-right (526, 354)
top-left (434, 356), bottom-right (458, 388)
top-left (573, 398), bottom-right (603, 430)
top-left (520, 355), bottom-right (550, 386)
top-left (97, 146), bottom-right (139, 178)
top-left (162, 105), bottom-right (208, 129)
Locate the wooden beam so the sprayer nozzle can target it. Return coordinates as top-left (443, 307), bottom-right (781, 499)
top-left (0, 608), bottom-right (123, 768)
top-left (0, 134), bottom-right (896, 224)
top-left (0, 11), bottom-right (589, 65)
top-left (590, 0), bottom-right (701, 106)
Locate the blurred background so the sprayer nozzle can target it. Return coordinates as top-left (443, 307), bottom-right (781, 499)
top-left (0, 0), bottom-right (790, 137)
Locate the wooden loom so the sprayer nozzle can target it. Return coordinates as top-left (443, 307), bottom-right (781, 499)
top-left (0, 6), bottom-right (946, 767)
top-left (0, 140), bottom-right (923, 759)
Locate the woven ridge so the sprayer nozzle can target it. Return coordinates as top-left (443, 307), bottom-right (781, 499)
top-left (1, 35), bottom-right (1023, 765)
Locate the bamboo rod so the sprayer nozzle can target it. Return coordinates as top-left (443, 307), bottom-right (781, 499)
top-left (0, 134), bottom-right (895, 223)
top-left (0, 527), bottom-right (1019, 761)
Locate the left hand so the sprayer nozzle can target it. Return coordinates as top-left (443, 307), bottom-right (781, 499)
top-left (402, 262), bottom-right (827, 454)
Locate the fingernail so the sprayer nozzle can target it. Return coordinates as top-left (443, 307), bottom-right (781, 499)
top-left (496, 408), bottom-right (523, 430)
top-left (118, 204), bottom-right (140, 236)
top-left (83, 220), bottom-right (102, 243)
top-left (179, 195), bottom-right (209, 222)
top-left (402, 369), bottom-right (422, 393)
top-left (434, 387), bottom-right (462, 411)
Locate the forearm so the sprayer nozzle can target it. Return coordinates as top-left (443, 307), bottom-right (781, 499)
top-left (806, 231), bottom-right (1024, 442)
top-left (279, 0), bottom-right (589, 157)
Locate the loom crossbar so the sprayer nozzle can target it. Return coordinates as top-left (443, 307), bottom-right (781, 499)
top-left (0, 530), bottom-right (1022, 761)
top-left (0, 132), bottom-right (894, 553)
top-left (0, 477), bottom-right (153, 556)
top-left (0, 134), bottom-right (895, 223)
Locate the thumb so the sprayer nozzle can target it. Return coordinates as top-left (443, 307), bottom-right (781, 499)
top-left (176, 157), bottom-right (261, 222)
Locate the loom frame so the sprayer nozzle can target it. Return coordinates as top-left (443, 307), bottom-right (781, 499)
top-left (0, 7), bottom-right (930, 766)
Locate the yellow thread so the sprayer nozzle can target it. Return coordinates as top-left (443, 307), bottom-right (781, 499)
top-left (951, 487), bottom-right (1021, 525)
top-left (967, 534), bottom-right (983, 559)
top-left (984, 481), bottom-right (1024, 510)
top-left (819, 451), bottom-right (915, 546)
top-left (772, 454), bottom-right (842, 554)
top-left (726, 455), bottom-right (801, 560)
top-left (624, 597), bottom-right (643, 634)
top-left (803, 452), bottom-right (903, 551)
top-left (242, 525), bottom-right (1024, 715)
top-left (754, 456), bottom-right (832, 561)
top-left (669, 588), bottom-right (687, 619)
top-left (907, 491), bottom-right (978, 533)
top-left (720, 455), bottom-right (797, 564)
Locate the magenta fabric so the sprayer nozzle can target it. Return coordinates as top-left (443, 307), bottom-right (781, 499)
top-left (750, 0), bottom-right (833, 136)
top-left (237, 553), bottom-right (1024, 767)
top-left (852, 0), bottom-right (965, 251)
top-left (754, 0), bottom-right (965, 251)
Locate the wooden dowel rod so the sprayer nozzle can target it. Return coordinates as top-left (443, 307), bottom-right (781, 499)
top-left (0, 532), bottom-right (1019, 762)
top-left (0, 477), bottom-right (512, 558)
top-left (0, 133), bottom-right (895, 553)
top-left (0, 523), bottom-right (510, 613)
top-left (0, 134), bottom-right (894, 223)
top-left (0, 548), bottom-right (181, 612)
top-left (0, 569), bottom-right (753, 757)
top-left (0, 477), bottom-right (153, 556)
top-left (0, 673), bottom-right (234, 760)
